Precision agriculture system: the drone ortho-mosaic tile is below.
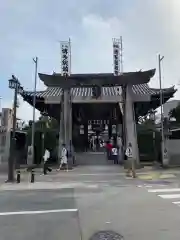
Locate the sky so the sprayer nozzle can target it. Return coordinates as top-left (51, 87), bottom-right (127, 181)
top-left (0, 0), bottom-right (180, 121)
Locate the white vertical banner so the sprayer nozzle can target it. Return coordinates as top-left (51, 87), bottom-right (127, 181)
top-left (112, 38), bottom-right (120, 76)
top-left (60, 39), bottom-right (72, 151)
top-left (60, 40), bottom-right (71, 77)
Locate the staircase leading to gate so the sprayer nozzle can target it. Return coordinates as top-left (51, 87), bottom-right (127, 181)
top-left (75, 152), bottom-right (109, 165)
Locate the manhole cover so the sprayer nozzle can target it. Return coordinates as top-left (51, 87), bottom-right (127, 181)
top-left (89, 230), bottom-right (124, 240)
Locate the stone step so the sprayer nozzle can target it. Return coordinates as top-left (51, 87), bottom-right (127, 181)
top-left (75, 152), bottom-right (108, 165)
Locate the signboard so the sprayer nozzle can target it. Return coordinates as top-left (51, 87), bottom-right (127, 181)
top-left (88, 120), bottom-right (110, 125)
top-left (60, 41), bottom-right (71, 77)
top-left (113, 39), bottom-right (120, 76)
top-left (112, 125), bottom-right (116, 134)
top-left (27, 145), bottom-right (33, 165)
top-left (80, 125), bottom-right (84, 134)
top-left (162, 143), bottom-right (169, 167)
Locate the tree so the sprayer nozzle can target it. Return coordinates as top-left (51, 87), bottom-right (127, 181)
top-left (169, 104), bottom-right (180, 123)
top-left (23, 116), bottom-right (59, 150)
top-left (22, 116), bottom-right (59, 164)
top-left (138, 110), bottom-right (157, 126)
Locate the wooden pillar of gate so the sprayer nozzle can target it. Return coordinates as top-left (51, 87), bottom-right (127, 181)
top-left (63, 88), bottom-right (73, 164)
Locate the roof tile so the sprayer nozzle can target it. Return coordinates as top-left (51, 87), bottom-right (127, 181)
top-left (22, 84), bottom-right (175, 99)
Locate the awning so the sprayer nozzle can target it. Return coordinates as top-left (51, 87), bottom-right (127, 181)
top-left (38, 69), bottom-right (156, 87)
top-left (22, 84), bottom-right (176, 99)
top-left (23, 86), bottom-right (122, 98)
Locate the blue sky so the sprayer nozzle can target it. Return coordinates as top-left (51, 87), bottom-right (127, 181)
top-left (0, 0), bottom-right (180, 120)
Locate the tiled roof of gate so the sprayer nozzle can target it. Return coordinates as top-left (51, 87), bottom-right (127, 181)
top-left (22, 84), bottom-right (175, 98)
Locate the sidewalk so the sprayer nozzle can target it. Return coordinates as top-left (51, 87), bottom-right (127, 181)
top-left (0, 165), bottom-right (179, 187)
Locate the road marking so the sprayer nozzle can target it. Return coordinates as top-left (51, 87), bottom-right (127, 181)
top-left (0, 182), bottom-right (99, 191)
top-left (76, 173), bottom-right (123, 176)
top-left (148, 188), bottom-right (180, 193)
top-left (0, 209), bottom-right (78, 216)
top-left (158, 194), bottom-right (180, 199)
top-left (137, 173), bottom-right (176, 180)
top-left (143, 185), bottom-right (180, 207)
top-left (137, 175), bottom-right (153, 180)
top-left (159, 174), bottom-right (176, 179)
top-left (172, 201), bottom-right (180, 204)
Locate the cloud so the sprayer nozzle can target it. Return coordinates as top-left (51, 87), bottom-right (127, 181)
top-left (73, 0), bottom-right (180, 91)
top-left (1, 97), bottom-right (40, 122)
top-left (72, 14), bottom-right (122, 73)
top-left (1, 0), bottom-right (180, 121)
top-left (17, 98), bottom-right (41, 122)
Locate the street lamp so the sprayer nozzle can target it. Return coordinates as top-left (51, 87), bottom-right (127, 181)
top-left (158, 54), bottom-right (167, 166)
top-left (40, 110), bottom-right (48, 157)
top-left (149, 110), bottom-right (156, 162)
top-left (7, 75), bottom-right (23, 182)
top-left (31, 57), bottom-right (38, 165)
top-left (149, 110), bottom-right (155, 122)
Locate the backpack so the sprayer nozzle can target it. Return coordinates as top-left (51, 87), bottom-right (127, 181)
top-left (66, 149), bottom-right (69, 158)
top-left (112, 147), bottom-right (118, 155)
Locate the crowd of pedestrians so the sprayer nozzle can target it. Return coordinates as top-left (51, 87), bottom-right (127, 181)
top-left (105, 136), bottom-right (123, 165)
top-left (42, 137), bottom-right (136, 178)
top-left (105, 137), bottom-right (136, 177)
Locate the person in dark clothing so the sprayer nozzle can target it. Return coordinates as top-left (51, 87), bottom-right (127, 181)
top-left (111, 144), bottom-right (118, 164)
top-left (106, 141), bottom-right (113, 160)
top-left (43, 149), bottom-right (52, 175)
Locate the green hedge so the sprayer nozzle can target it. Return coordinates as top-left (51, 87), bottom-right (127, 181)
top-left (137, 127), bottom-right (161, 161)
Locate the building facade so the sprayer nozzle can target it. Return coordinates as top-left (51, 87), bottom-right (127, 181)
top-left (0, 108), bottom-right (13, 170)
top-left (21, 70), bottom-right (176, 163)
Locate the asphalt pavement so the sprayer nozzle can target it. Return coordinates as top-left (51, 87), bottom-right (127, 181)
top-left (1, 165), bottom-right (180, 239)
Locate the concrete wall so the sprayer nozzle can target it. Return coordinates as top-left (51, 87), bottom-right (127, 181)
top-left (75, 152), bottom-right (107, 165)
top-left (167, 139), bottom-right (180, 166)
top-left (0, 108), bottom-right (13, 173)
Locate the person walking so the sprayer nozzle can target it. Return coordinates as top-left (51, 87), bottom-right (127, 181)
top-left (111, 143), bottom-right (118, 164)
top-left (106, 140), bottom-right (113, 160)
top-left (57, 144), bottom-right (68, 172)
top-left (125, 142), bottom-right (136, 178)
top-left (117, 136), bottom-right (123, 164)
top-left (43, 148), bottom-right (52, 175)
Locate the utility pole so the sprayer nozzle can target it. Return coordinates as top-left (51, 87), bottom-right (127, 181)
top-left (119, 36), bottom-right (126, 147)
top-left (31, 57), bottom-right (38, 164)
top-left (158, 54), bottom-right (165, 165)
top-left (7, 76), bottom-right (23, 182)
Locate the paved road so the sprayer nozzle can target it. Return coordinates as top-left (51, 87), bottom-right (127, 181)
top-left (1, 165), bottom-right (180, 239)
top-left (0, 188), bottom-right (81, 240)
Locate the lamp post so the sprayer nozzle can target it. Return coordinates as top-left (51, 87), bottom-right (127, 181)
top-left (149, 110), bottom-right (156, 162)
top-left (158, 54), bottom-right (166, 166)
top-left (40, 110), bottom-right (48, 158)
top-left (8, 75), bottom-right (23, 182)
top-left (31, 57), bottom-right (38, 164)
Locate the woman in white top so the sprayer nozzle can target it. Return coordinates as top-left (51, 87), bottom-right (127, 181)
top-left (57, 144), bottom-right (68, 172)
top-left (117, 136), bottom-right (123, 164)
top-left (125, 143), bottom-right (136, 178)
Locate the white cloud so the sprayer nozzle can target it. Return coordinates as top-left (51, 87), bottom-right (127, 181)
top-left (72, 14), bottom-right (122, 73)
top-left (17, 98), bottom-right (41, 122)
top-left (1, 97), bottom-right (40, 122)
top-left (2, 0), bottom-right (180, 121)
top-left (73, 0), bottom-right (180, 93)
